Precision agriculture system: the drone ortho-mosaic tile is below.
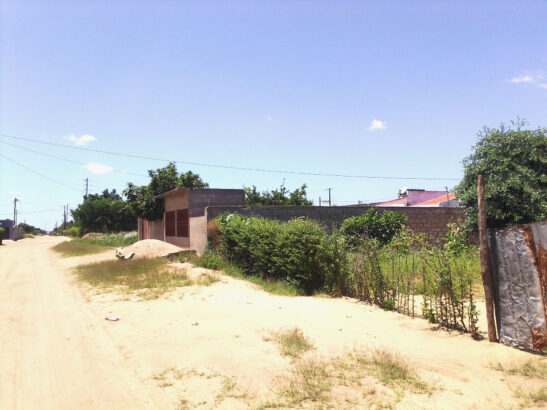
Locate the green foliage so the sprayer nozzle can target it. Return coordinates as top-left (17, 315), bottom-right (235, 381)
top-left (244, 181), bottom-right (312, 206)
top-left (340, 208), bottom-right (407, 246)
top-left (0, 227), bottom-right (5, 244)
top-left (51, 232), bottom-right (138, 257)
top-left (71, 197), bottom-right (136, 234)
top-left (84, 189), bottom-right (122, 201)
top-left (124, 162), bottom-right (209, 221)
top-left (217, 215), bottom-right (340, 294)
top-left (18, 222), bottom-right (46, 235)
top-left (456, 119), bottom-right (547, 232)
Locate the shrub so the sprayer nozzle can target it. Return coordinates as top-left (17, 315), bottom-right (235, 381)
top-left (340, 208), bottom-right (407, 246)
top-left (217, 215), bottom-right (342, 294)
top-left (69, 226), bottom-right (81, 237)
top-left (0, 227), bottom-right (6, 244)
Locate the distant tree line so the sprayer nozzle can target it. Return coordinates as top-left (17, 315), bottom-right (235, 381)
top-left (70, 162), bottom-right (313, 235)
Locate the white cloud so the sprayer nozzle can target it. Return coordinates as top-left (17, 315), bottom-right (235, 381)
top-left (68, 134), bottom-right (96, 146)
top-left (510, 72), bottom-right (547, 89)
top-left (367, 119), bottom-right (387, 131)
top-left (511, 74), bottom-right (536, 84)
top-left (84, 163), bottom-right (113, 175)
top-left (266, 115), bottom-right (273, 121)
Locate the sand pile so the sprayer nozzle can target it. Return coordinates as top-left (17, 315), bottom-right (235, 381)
top-left (116, 239), bottom-right (183, 259)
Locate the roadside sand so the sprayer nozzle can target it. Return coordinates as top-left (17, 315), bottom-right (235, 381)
top-left (1, 237), bottom-right (545, 409)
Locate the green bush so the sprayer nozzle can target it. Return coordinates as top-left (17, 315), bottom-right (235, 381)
top-left (341, 208), bottom-right (407, 246)
top-left (0, 227), bottom-right (6, 244)
top-left (69, 226), bottom-right (81, 237)
top-left (217, 215), bottom-right (342, 294)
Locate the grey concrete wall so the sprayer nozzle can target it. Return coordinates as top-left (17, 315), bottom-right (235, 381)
top-left (148, 219), bottom-right (164, 241)
top-left (206, 205), bottom-right (465, 239)
top-left (189, 189), bottom-right (245, 218)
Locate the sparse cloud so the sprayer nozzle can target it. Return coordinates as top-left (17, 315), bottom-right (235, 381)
top-left (367, 119), bottom-right (387, 131)
top-left (266, 115), bottom-right (273, 121)
top-left (84, 163), bottom-right (112, 175)
top-left (510, 72), bottom-right (546, 89)
top-left (68, 134), bottom-right (96, 146)
top-left (511, 74), bottom-right (536, 84)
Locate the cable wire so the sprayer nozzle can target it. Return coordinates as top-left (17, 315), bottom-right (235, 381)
top-left (0, 153), bottom-right (82, 192)
top-left (0, 133), bottom-right (461, 181)
top-left (0, 140), bottom-right (148, 178)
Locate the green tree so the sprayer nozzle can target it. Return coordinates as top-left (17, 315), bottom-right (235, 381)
top-left (456, 120), bottom-right (547, 232)
top-left (71, 197), bottom-right (136, 234)
top-left (18, 222), bottom-right (46, 235)
top-left (244, 181), bottom-right (312, 206)
top-left (124, 162), bottom-right (209, 221)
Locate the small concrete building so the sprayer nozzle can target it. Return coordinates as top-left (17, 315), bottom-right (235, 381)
top-left (138, 188), bottom-right (245, 254)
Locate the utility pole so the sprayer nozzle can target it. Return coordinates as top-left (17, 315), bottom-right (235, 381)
top-left (328, 188), bottom-right (332, 207)
top-left (63, 205), bottom-right (67, 230)
top-left (84, 178), bottom-right (89, 198)
top-left (13, 198), bottom-right (18, 237)
top-left (478, 174), bottom-right (498, 342)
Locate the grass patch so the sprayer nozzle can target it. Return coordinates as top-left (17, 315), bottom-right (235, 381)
top-left (52, 232), bottom-right (138, 257)
top-left (272, 348), bottom-right (433, 408)
top-left (492, 358), bottom-right (547, 380)
top-left (173, 250), bottom-right (300, 296)
top-left (515, 387), bottom-right (547, 408)
top-left (74, 258), bottom-right (193, 297)
top-left (197, 273), bottom-right (220, 286)
top-left (274, 328), bottom-right (314, 359)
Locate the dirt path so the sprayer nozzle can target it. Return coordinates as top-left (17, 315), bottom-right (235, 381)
top-left (0, 237), bottom-right (156, 410)
top-left (1, 237), bottom-right (545, 409)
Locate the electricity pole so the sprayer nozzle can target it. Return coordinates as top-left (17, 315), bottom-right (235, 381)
top-left (328, 188), bottom-right (332, 207)
top-left (85, 178), bottom-right (89, 197)
top-left (63, 205), bottom-right (67, 230)
top-left (13, 198), bottom-right (18, 237)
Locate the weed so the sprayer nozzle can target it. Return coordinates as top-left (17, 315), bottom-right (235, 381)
top-left (52, 232), bottom-right (138, 257)
top-left (515, 386), bottom-right (547, 407)
top-left (276, 348), bottom-right (433, 408)
top-left (274, 328), bottom-right (314, 359)
top-left (492, 358), bottom-right (547, 380)
top-left (74, 258), bottom-right (193, 297)
top-left (197, 273), bottom-right (220, 286)
top-left (285, 359), bottom-right (332, 403)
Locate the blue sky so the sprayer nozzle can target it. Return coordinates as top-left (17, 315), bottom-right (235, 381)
top-left (1, 0), bottom-right (546, 230)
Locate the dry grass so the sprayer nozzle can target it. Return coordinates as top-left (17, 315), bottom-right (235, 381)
top-left (492, 357), bottom-right (547, 380)
top-left (264, 348), bottom-right (434, 409)
top-left (52, 240), bottom-right (110, 257)
top-left (74, 258), bottom-right (193, 298)
top-left (52, 232), bottom-right (138, 257)
top-left (515, 386), bottom-right (547, 408)
top-left (274, 328), bottom-right (314, 359)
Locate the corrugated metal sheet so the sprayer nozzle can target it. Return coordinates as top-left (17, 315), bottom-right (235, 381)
top-left (488, 221), bottom-right (547, 351)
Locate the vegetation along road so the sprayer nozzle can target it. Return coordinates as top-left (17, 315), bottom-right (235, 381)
top-left (1, 236), bottom-right (546, 409)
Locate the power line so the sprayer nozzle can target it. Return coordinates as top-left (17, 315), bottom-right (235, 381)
top-left (0, 208), bottom-right (61, 216)
top-left (0, 140), bottom-right (148, 178)
top-left (0, 133), bottom-right (461, 181)
top-left (0, 153), bottom-right (81, 192)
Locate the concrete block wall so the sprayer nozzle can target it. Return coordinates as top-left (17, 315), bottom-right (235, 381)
top-left (206, 205), bottom-right (465, 239)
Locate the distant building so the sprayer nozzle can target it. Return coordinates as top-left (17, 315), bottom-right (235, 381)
top-left (138, 188), bottom-right (245, 254)
top-left (374, 188), bottom-right (458, 208)
top-left (0, 219), bottom-right (14, 239)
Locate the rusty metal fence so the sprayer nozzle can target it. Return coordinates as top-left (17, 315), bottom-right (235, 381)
top-left (488, 220), bottom-right (547, 351)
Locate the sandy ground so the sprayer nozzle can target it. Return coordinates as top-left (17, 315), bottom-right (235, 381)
top-left (0, 236), bottom-right (545, 409)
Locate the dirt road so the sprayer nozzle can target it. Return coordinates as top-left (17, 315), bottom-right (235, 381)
top-left (1, 237), bottom-right (544, 409)
top-left (0, 237), bottom-right (155, 410)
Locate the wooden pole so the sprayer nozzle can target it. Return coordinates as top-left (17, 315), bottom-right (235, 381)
top-left (478, 174), bottom-right (498, 342)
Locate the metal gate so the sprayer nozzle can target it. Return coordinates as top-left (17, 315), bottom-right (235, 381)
top-left (488, 221), bottom-right (547, 351)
